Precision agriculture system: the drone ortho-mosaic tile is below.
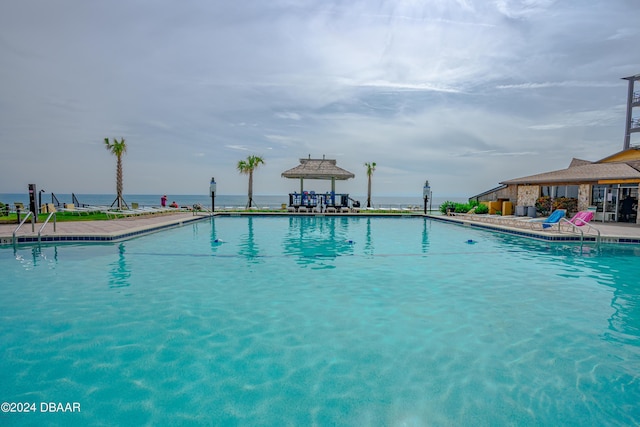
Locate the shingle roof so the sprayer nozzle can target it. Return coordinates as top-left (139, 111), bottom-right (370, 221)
top-left (568, 158), bottom-right (592, 167)
top-left (500, 162), bottom-right (640, 185)
top-left (281, 158), bottom-right (355, 180)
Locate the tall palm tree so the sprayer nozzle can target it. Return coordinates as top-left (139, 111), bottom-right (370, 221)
top-left (237, 155), bottom-right (265, 208)
top-left (365, 161), bottom-right (376, 208)
top-left (104, 137), bottom-right (128, 209)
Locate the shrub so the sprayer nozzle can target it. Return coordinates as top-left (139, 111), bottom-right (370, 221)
top-left (440, 200), bottom-right (485, 214)
top-left (535, 196), bottom-right (551, 215)
top-left (439, 201), bottom-right (456, 214)
top-left (474, 204), bottom-right (489, 214)
top-left (453, 202), bottom-right (471, 213)
top-left (536, 196), bottom-right (577, 215)
top-left (553, 197), bottom-right (577, 213)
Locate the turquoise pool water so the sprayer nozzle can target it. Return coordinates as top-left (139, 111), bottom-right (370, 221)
top-left (1, 216), bottom-right (639, 426)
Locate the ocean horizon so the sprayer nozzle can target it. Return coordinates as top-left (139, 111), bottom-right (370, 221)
top-left (1, 192), bottom-right (468, 210)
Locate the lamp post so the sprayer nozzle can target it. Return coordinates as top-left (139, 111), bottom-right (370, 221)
top-left (423, 180), bottom-right (431, 215)
top-left (210, 177), bottom-right (216, 214)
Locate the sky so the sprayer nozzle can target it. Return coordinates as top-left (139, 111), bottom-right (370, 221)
top-left (1, 0), bottom-right (639, 199)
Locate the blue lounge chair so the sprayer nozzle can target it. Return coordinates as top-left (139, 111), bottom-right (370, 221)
top-left (530, 209), bottom-right (566, 230)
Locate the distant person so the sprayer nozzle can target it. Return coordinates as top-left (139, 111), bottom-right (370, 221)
top-left (621, 195), bottom-right (636, 222)
top-left (170, 201), bottom-right (179, 208)
top-left (161, 195), bottom-right (167, 207)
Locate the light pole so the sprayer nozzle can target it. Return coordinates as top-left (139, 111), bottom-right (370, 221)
top-left (423, 180), bottom-right (431, 215)
top-left (210, 177), bottom-right (216, 214)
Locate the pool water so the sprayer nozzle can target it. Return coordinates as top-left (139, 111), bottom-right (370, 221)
top-left (1, 216), bottom-right (639, 426)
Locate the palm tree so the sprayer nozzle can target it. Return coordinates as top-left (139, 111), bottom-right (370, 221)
top-left (104, 137), bottom-right (128, 210)
top-left (365, 161), bottom-right (376, 208)
top-left (237, 155), bottom-right (265, 208)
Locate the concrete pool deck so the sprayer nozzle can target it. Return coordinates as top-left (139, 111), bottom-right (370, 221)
top-left (433, 213), bottom-right (640, 244)
top-left (2, 211), bottom-right (640, 245)
top-left (0, 212), bottom-right (207, 245)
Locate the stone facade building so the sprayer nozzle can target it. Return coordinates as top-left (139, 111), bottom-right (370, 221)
top-left (471, 148), bottom-right (640, 223)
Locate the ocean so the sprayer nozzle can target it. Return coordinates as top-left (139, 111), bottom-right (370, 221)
top-left (0, 193), bottom-right (467, 211)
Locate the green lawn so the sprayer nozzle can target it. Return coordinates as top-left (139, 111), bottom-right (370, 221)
top-left (0, 208), bottom-right (424, 224)
top-left (0, 211), bottom-right (111, 223)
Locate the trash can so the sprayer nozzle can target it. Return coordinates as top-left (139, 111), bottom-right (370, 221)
top-left (527, 206), bottom-right (537, 218)
top-left (515, 205), bottom-right (526, 216)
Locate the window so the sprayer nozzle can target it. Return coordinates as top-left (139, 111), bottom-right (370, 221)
top-left (541, 185), bottom-right (579, 198)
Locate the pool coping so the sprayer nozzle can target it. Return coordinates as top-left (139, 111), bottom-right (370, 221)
top-left (2, 213), bottom-right (209, 245)
top-left (3, 212), bottom-right (416, 245)
top-left (3, 211), bottom-right (640, 246)
top-left (430, 214), bottom-right (640, 245)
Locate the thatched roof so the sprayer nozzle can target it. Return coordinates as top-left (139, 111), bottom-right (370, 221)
top-left (281, 157), bottom-right (355, 180)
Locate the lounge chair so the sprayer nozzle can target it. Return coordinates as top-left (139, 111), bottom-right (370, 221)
top-left (528, 209), bottom-right (566, 230)
top-left (59, 203), bottom-right (87, 215)
top-left (563, 210), bottom-right (594, 227)
top-left (450, 206), bottom-right (477, 218)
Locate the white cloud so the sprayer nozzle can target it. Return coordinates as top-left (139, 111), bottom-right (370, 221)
top-left (275, 112), bottom-right (302, 120)
top-left (225, 145), bottom-right (250, 151)
top-left (497, 81), bottom-right (620, 90)
top-left (0, 0), bottom-right (637, 197)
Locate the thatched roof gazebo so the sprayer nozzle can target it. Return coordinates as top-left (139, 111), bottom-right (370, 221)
top-left (281, 155), bottom-right (355, 193)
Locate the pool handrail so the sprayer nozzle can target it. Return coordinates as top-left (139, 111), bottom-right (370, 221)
top-left (559, 215), bottom-right (601, 244)
top-left (38, 211), bottom-right (57, 243)
top-left (13, 211), bottom-right (35, 245)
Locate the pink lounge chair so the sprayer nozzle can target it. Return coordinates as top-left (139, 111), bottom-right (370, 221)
top-left (565, 210), bottom-right (594, 227)
top-left (560, 210), bottom-right (600, 242)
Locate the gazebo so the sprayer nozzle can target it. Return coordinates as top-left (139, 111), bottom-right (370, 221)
top-left (281, 155), bottom-right (355, 211)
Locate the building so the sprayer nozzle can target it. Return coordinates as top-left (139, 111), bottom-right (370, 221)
top-left (471, 74), bottom-right (640, 223)
top-left (472, 148), bottom-right (640, 223)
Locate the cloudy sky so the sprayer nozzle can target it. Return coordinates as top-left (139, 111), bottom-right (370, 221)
top-left (1, 0), bottom-right (639, 199)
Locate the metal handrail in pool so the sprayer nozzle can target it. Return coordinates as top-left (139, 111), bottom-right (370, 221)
top-left (38, 211), bottom-right (57, 243)
top-left (13, 211), bottom-right (35, 245)
top-left (560, 218), bottom-right (601, 244)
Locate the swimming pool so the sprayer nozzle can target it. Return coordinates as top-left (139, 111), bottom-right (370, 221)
top-left (1, 216), bottom-right (639, 425)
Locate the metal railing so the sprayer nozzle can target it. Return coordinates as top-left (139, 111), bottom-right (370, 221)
top-left (13, 211), bottom-right (35, 245)
top-left (38, 212), bottom-right (57, 243)
top-left (560, 218), bottom-right (601, 244)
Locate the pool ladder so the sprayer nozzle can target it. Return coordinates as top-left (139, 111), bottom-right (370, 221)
top-left (38, 212), bottom-right (57, 243)
top-left (12, 211), bottom-right (57, 245)
top-left (560, 219), bottom-right (601, 245)
top-left (13, 211), bottom-right (35, 245)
